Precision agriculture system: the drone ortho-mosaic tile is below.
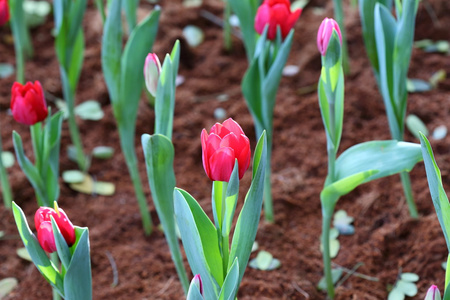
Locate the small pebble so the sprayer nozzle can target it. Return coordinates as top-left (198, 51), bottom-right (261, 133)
top-left (432, 125), bottom-right (447, 140)
top-left (282, 65), bottom-right (300, 77)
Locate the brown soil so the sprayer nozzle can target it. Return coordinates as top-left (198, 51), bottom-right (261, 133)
top-left (1, 0), bottom-right (450, 299)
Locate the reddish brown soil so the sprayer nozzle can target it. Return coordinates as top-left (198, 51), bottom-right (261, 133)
top-left (1, 0), bottom-right (450, 299)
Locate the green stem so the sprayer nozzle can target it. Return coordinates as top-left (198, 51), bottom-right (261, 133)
top-left (50, 252), bottom-right (61, 300)
top-left (15, 42), bottom-right (25, 84)
top-left (0, 132), bottom-right (13, 209)
top-left (63, 84), bottom-right (87, 172)
top-left (166, 230), bottom-right (189, 293)
top-left (321, 205), bottom-right (336, 299)
top-left (399, 171), bottom-right (418, 219)
top-left (222, 233), bottom-right (229, 277)
top-left (332, 0), bottom-right (350, 75)
top-left (120, 132), bottom-right (153, 235)
top-left (223, 1), bottom-right (232, 51)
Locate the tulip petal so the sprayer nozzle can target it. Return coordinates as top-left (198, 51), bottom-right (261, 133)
top-left (208, 147), bottom-right (235, 182)
top-left (282, 8), bottom-right (301, 38)
top-left (255, 4), bottom-right (271, 36)
top-left (223, 118), bottom-right (245, 136)
top-left (38, 221), bottom-right (57, 253)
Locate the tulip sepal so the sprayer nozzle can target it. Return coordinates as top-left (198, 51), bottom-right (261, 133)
top-left (13, 109), bottom-right (63, 207)
top-left (12, 202), bottom-right (92, 300)
top-left (174, 131), bottom-right (266, 299)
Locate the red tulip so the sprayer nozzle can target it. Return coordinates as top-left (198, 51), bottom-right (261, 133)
top-left (317, 18), bottom-right (342, 56)
top-left (254, 0), bottom-right (302, 40)
top-left (201, 118), bottom-right (251, 182)
top-left (0, 0), bottom-right (9, 27)
top-left (35, 205), bottom-right (76, 253)
top-left (11, 81), bottom-right (48, 126)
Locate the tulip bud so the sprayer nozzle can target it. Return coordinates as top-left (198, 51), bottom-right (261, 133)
top-left (201, 118), bottom-right (251, 182)
top-left (254, 0), bottom-right (302, 40)
top-left (143, 53), bottom-right (161, 97)
top-left (10, 81), bottom-right (48, 126)
top-left (0, 0), bottom-right (9, 26)
top-left (425, 285), bottom-right (441, 300)
top-left (192, 274), bottom-right (203, 296)
top-left (317, 18), bottom-right (342, 56)
top-left (35, 203), bottom-right (76, 253)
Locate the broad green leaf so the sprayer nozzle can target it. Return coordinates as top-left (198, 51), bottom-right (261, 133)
top-left (122, 0), bottom-right (138, 33)
top-left (229, 132), bottom-right (266, 287)
top-left (218, 258), bottom-right (239, 300)
top-left (12, 203), bottom-right (64, 295)
top-left (0, 278), bottom-right (18, 298)
top-left (334, 140), bottom-right (422, 183)
top-left (64, 227), bottom-right (92, 300)
top-left (419, 133), bottom-right (450, 253)
top-left (119, 7), bottom-right (160, 129)
top-left (174, 189), bottom-right (221, 299)
top-left (406, 114), bottom-right (428, 139)
top-left (101, 0), bottom-right (123, 103)
top-left (317, 268), bottom-right (343, 291)
top-left (51, 217), bottom-right (71, 270)
top-left (223, 161), bottom-right (239, 237)
top-left (227, 0), bottom-right (258, 60)
top-left (396, 280), bottom-right (417, 297)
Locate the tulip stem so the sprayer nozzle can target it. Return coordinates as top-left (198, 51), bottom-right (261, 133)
top-left (120, 130), bottom-right (153, 236)
top-left (400, 172), bottom-right (418, 219)
top-left (50, 252), bottom-right (62, 300)
top-left (0, 130), bottom-right (13, 209)
top-left (321, 203), bottom-right (336, 299)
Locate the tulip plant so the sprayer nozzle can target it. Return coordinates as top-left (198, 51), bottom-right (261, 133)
top-left (186, 274), bottom-right (204, 300)
top-left (174, 119), bottom-right (267, 299)
top-left (11, 81), bottom-right (63, 208)
top-left (53, 0), bottom-right (89, 172)
top-left (102, 0), bottom-right (160, 235)
top-left (420, 133), bottom-right (450, 300)
top-left (6, 0), bottom-right (33, 83)
top-left (13, 202), bottom-right (92, 300)
top-left (0, 122), bottom-right (13, 208)
top-left (228, 0), bottom-right (300, 222)
top-left (141, 41), bottom-right (190, 293)
top-left (316, 18), bottom-right (423, 299)
top-left (359, 0), bottom-right (420, 218)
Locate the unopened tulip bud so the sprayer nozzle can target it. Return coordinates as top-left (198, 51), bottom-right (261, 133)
top-left (201, 118), bottom-right (251, 182)
top-left (143, 53), bottom-right (161, 97)
top-left (35, 203), bottom-right (76, 253)
top-left (10, 81), bottom-right (48, 126)
top-left (425, 285), bottom-right (441, 300)
top-left (192, 274), bottom-right (203, 296)
top-left (317, 18), bottom-right (342, 56)
top-left (0, 0), bottom-right (9, 26)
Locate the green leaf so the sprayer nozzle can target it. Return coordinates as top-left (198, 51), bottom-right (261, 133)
top-left (388, 287), bottom-right (405, 300)
top-left (218, 258), bottom-right (240, 300)
top-left (74, 100), bottom-right (104, 120)
top-left (101, 0), bottom-right (123, 103)
top-left (334, 140), bottom-right (422, 183)
top-left (333, 210), bottom-right (354, 235)
top-left (317, 268), bottom-right (343, 291)
top-left (51, 216), bottom-right (71, 270)
top-left (92, 146), bottom-right (114, 159)
top-left (186, 278), bottom-right (204, 300)
top-left (119, 7), bottom-right (160, 129)
top-left (249, 250), bottom-right (281, 271)
top-left (183, 25), bottom-right (204, 47)
top-left (229, 131), bottom-right (267, 287)
top-left (0, 63), bottom-right (15, 78)
top-left (227, 0), bottom-right (258, 60)
top-left (64, 227), bottom-right (92, 300)
top-left (419, 133), bottom-right (450, 253)
top-left (12, 202), bottom-right (65, 295)
top-left (222, 161), bottom-right (239, 237)
top-left (396, 280), bottom-right (417, 297)
top-left (62, 170), bottom-right (85, 183)
top-left (400, 272), bottom-right (419, 282)
top-left (0, 278), bottom-right (18, 298)
top-left (406, 114), bottom-right (428, 139)
top-left (174, 189), bottom-right (221, 299)
top-left (1, 151), bottom-right (15, 168)
top-left (16, 247), bottom-right (32, 261)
